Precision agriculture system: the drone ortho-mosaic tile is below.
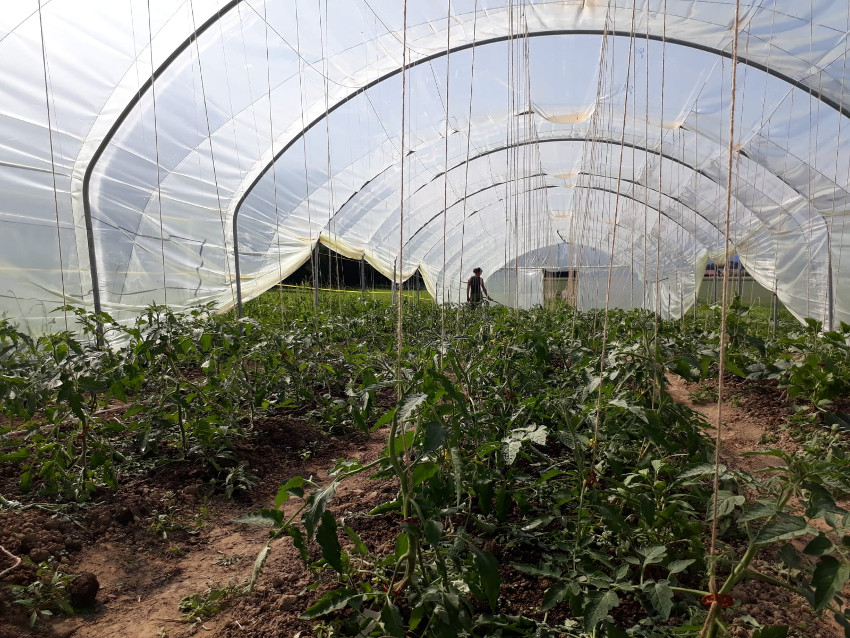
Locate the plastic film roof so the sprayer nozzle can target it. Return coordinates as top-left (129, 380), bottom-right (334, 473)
top-left (2, 0), bottom-right (850, 333)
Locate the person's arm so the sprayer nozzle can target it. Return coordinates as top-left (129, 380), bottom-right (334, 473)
top-left (482, 279), bottom-right (491, 299)
top-left (466, 277), bottom-right (471, 301)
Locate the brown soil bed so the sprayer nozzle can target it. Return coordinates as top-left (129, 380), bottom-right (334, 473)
top-left (0, 376), bottom-right (847, 637)
top-left (0, 409), bottom-right (397, 638)
top-left (667, 373), bottom-right (848, 637)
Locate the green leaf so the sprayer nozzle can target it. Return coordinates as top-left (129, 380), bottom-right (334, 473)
top-left (409, 604), bottom-right (426, 631)
top-left (412, 461), bottom-right (438, 487)
top-left (812, 555), bottom-right (850, 612)
top-left (541, 583), bottom-right (570, 611)
top-left (303, 480), bottom-right (338, 539)
top-left (638, 545), bottom-right (667, 566)
top-left (423, 519), bottom-right (443, 548)
top-left (246, 544), bottom-right (270, 593)
top-left (398, 392), bottom-right (427, 423)
top-left (109, 379), bottom-right (127, 402)
top-left (647, 580), bottom-right (674, 619)
top-left (369, 499), bottom-right (401, 516)
top-left (380, 602), bottom-right (405, 637)
top-left (825, 412), bottom-right (850, 433)
top-left (804, 534), bottom-right (834, 557)
top-left (513, 563), bottom-right (563, 579)
top-left (373, 407), bottom-right (396, 431)
top-left (738, 500), bottom-right (779, 523)
top-left (344, 525), bottom-right (369, 556)
top-left (708, 490), bottom-right (745, 520)
top-left (301, 588), bottom-right (357, 619)
top-left (804, 482), bottom-right (847, 518)
top-left (394, 533), bottom-right (410, 562)
top-left (667, 559), bottom-right (695, 575)
top-left (779, 543), bottom-right (802, 570)
top-left (317, 511), bottom-right (344, 574)
top-left (422, 420), bottom-right (447, 454)
top-left (754, 513), bottom-right (810, 545)
top-left (234, 509), bottom-right (283, 527)
top-left (522, 515), bottom-right (554, 531)
top-left (470, 545), bottom-right (501, 611)
top-left (275, 476), bottom-right (305, 507)
top-left (724, 359), bottom-right (746, 378)
top-left (286, 524), bottom-right (309, 564)
top-left (501, 424), bottom-right (548, 465)
top-left (677, 463), bottom-right (726, 480)
top-left (0, 449), bottom-right (29, 463)
top-left (584, 590), bottom-right (619, 632)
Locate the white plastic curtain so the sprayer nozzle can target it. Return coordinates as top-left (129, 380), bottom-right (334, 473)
top-left (1, 0), bottom-right (849, 334)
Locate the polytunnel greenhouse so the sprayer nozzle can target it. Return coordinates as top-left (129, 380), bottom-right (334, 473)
top-left (2, 0), bottom-right (849, 332)
top-left (2, 2), bottom-right (850, 638)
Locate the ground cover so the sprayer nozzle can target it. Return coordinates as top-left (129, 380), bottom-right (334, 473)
top-left (0, 291), bottom-right (848, 637)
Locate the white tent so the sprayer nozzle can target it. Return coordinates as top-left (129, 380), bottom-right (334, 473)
top-left (2, 0), bottom-right (849, 333)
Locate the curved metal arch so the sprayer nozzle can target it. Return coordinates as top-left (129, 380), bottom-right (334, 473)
top-left (255, 126), bottom-right (827, 307)
top-left (417, 184), bottom-right (696, 292)
top-left (316, 126), bottom-right (828, 282)
top-left (400, 175), bottom-right (713, 255)
top-left (81, 0), bottom-right (244, 316)
top-left (401, 177), bottom-right (710, 275)
top-left (229, 27), bottom-right (850, 312)
top-left (344, 137), bottom-right (727, 246)
top-left (234, 26), bottom-right (850, 222)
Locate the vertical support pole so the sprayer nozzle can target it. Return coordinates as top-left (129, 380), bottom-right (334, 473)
top-left (415, 270), bottom-right (420, 304)
top-left (694, 269), bottom-right (705, 326)
top-left (360, 256), bottom-right (365, 299)
top-left (737, 257), bottom-right (744, 299)
top-left (713, 266), bottom-right (718, 304)
top-left (772, 289), bottom-right (778, 334)
top-left (826, 233), bottom-right (834, 331)
top-left (233, 218), bottom-right (243, 318)
top-left (312, 242), bottom-right (319, 309)
top-left (391, 259), bottom-right (397, 307)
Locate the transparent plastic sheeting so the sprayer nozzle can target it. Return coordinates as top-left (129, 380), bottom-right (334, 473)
top-left (1, 1), bottom-right (849, 335)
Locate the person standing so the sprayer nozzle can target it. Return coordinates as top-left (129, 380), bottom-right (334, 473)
top-left (466, 267), bottom-right (491, 305)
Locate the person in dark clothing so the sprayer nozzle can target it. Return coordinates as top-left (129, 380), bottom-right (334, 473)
top-left (466, 267), bottom-right (491, 305)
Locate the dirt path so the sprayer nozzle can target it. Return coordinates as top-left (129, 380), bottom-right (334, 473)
top-left (0, 414), bottom-right (397, 638)
top-left (665, 374), bottom-right (792, 473)
top-left (666, 373), bottom-right (846, 638)
top-left (63, 429), bottom-right (393, 638)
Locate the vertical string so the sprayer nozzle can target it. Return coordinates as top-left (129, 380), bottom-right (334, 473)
top-left (259, 1), bottom-right (285, 323)
top-left (293, 1), bottom-right (318, 310)
top-left (704, 2), bottom-right (741, 635)
top-left (592, 0), bottom-right (637, 468)
top-left (455, 0), bottom-right (479, 326)
top-left (652, 0), bottom-right (668, 408)
top-left (440, 0), bottom-right (452, 367)
top-left (146, 0), bottom-right (168, 311)
top-left (187, 0), bottom-right (236, 310)
top-left (397, 0), bottom-right (409, 399)
top-left (36, 0), bottom-right (69, 333)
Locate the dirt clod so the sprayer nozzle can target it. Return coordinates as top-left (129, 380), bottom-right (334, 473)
top-left (114, 507), bottom-right (134, 525)
top-left (276, 594), bottom-right (297, 611)
top-left (29, 548), bottom-right (49, 563)
top-left (68, 572), bottom-right (100, 608)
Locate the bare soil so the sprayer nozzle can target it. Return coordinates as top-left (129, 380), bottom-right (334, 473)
top-left (0, 411), bottom-right (398, 638)
top-left (666, 373), bottom-right (847, 638)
